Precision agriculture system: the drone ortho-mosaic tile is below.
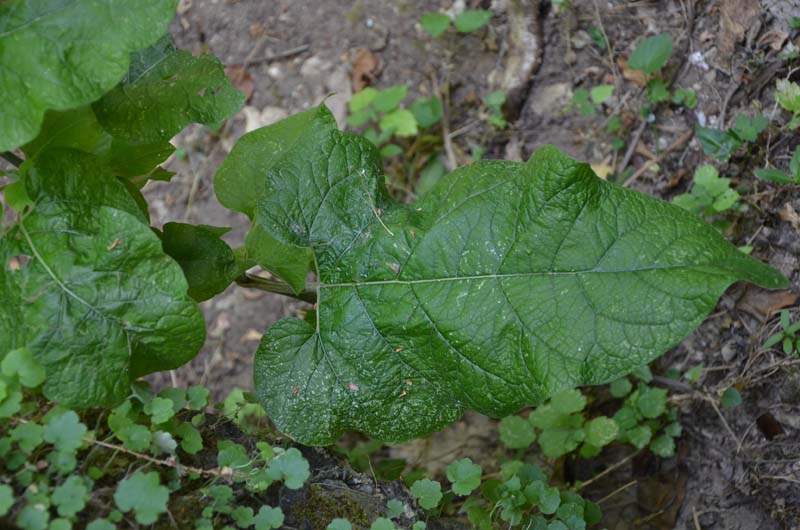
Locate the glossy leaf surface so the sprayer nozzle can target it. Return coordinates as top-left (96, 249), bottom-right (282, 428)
top-left (214, 107), bottom-right (334, 292)
top-left (0, 0), bottom-right (177, 151)
top-left (243, 107), bottom-right (785, 444)
top-left (0, 152), bottom-right (204, 407)
top-left (93, 36), bottom-right (244, 143)
top-left (160, 222), bottom-right (238, 302)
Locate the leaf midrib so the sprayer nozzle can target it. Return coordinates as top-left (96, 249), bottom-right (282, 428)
top-left (0, 0), bottom-right (78, 39)
top-left (19, 215), bottom-right (138, 342)
top-left (318, 263), bottom-right (730, 289)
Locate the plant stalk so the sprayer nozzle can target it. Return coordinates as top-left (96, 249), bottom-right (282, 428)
top-left (235, 272), bottom-right (317, 304)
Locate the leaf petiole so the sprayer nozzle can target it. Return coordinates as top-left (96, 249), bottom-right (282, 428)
top-left (235, 272), bottom-right (317, 304)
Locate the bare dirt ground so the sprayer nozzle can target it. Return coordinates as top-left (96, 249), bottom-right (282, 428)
top-left (144, 1), bottom-right (800, 528)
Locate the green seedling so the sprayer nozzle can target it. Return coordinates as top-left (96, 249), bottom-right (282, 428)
top-left (763, 309), bottom-right (800, 356)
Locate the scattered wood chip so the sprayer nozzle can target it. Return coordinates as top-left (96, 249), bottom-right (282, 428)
top-left (779, 202), bottom-right (800, 232)
top-left (240, 329), bottom-right (263, 343)
top-left (591, 163), bottom-right (613, 180)
top-left (738, 287), bottom-right (798, 320)
top-left (617, 57), bottom-right (646, 87)
top-left (756, 412), bottom-right (785, 440)
top-left (758, 30), bottom-right (789, 51)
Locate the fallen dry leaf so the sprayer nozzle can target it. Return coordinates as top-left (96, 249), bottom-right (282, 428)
top-left (240, 328), bottom-right (263, 343)
top-left (617, 57), bottom-right (646, 87)
top-left (779, 202), bottom-right (800, 232)
top-left (758, 30), bottom-right (789, 51)
top-left (718, 0), bottom-right (761, 66)
top-left (224, 65), bottom-right (255, 102)
top-left (738, 287), bottom-right (798, 320)
top-left (349, 47), bottom-right (381, 92)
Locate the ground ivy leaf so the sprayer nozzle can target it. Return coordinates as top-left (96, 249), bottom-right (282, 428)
top-left (232, 506), bottom-right (254, 528)
top-left (160, 222), bottom-right (238, 301)
top-left (0, 0), bottom-right (177, 152)
top-left (1, 348), bottom-right (45, 388)
top-left (537, 487), bottom-right (561, 516)
top-left (266, 447), bottom-right (309, 489)
top-left (370, 518), bottom-right (396, 530)
top-left (187, 386), bottom-right (210, 410)
top-left (327, 519), bottom-right (353, 530)
top-left (499, 416), bottom-right (536, 449)
top-left (176, 422), bottom-right (203, 454)
top-left (1, 156), bottom-right (205, 407)
top-left (120, 424), bottom-right (152, 452)
top-left (386, 499), bottom-right (403, 518)
top-left (93, 35), bottom-right (244, 143)
top-left (217, 440), bottom-right (250, 470)
top-left (609, 378), bottom-right (632, 398)
top-left (583, 416), bottom-right (618, 448)
top-left (43, 411), bottom-right (87, 453)
top-left (145, 397), bottom-right (176, 424)
top-left (114, 471), bottom-right (169, 525)
top-left (446, 458), bottom-right (483, 495)
top-left (86, 519), bottom-right (116, 530)
top-left (626, 425), bottom-right (653, 449)
top-left (636, 386), bottom-right (668, 419)
top-left (254, 506), bottom-right (284, 530)
top-left (52, 476), bottom-right (88, 518)
top-left (410, 479), bottom-right (442, 509)
top-left (649, 434), bottom-right (675, 457)
top-left (10, 421), bottom-right (43, 453)
top-left (244, 107), bottom-right (786, 445)
top-left (0, 484), bottom-right (13, 516)
top-left (16, 503), bottom-right (49, 530)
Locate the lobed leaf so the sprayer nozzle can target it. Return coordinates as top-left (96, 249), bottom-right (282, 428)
top-left (231, 106), bottom-right (786, 445)
top-left (0, 0), bottom-right (177, 152)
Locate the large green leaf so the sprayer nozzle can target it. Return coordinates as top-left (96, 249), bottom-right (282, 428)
top-left (0, 0), bottom-right (177, 152)
top-left (160, 222), bottom-right (238, 302)
top-left (93, 36), bottom-right (244, 143)
top-left (214, 106), bottom-right (335, 292)
top-left (246, 106), bottom-right (787, 445)
top-left (20, 107), bottom-right (174, 187)
top-left (23, 149), bottom-right (148, 225)
top-left (0, 154), bottom-right (205, 407)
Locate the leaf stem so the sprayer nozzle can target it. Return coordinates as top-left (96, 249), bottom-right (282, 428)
top-left (12, 416), bottom-right (245, 479)
top-left (1, 151), bottom-right (23, 167)
top-left (235, 272), bottom-right (317, 304)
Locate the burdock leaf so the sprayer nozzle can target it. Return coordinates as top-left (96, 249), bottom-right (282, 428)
top-left (243, 106), bottom-right (785, 444)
